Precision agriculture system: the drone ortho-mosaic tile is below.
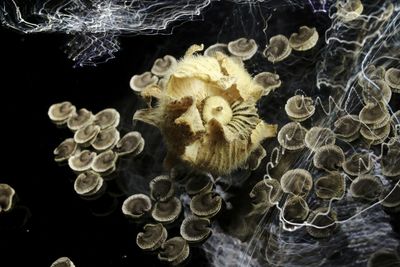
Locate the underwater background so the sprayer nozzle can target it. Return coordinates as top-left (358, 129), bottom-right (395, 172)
top-left (1, 0), bottom-right (400, 266)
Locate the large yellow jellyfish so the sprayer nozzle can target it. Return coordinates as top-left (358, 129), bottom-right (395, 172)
top-left (133, 44), bottom-right (277, 175)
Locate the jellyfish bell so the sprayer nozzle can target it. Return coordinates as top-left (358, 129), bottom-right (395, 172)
top-left (190, 191), bottom-right (222, 218)
top-left (180, 215), bottom-right (211, 243)
top-left (306, 207), bottom-right (337, 238)
top-left (74, 171), bottom-right (104, 197)
top-left (336, 0), bottom-right (364, 22)
top-left (0, 183), bottom-right (16, 213)
top-left (122, 194), bottom-right (152, 219)
top-left (350, 175), bottom-right (383, 201)
top-left (381, 142), bottom-right (400, 177)
top-left (315, 172), bottom-right (345, 199)
top-left (151, 55), bottom-right (177, 77)
top-left (359, 101), bottom-right (389, 127)
top-left (280, 169), bottom-right (313, 197)
top-left (282, 195), bottom-right (309, 224)
top-left (151, 197), bottom-right (182, 223)
top-left (149, 175), bottom-right (175, 202)
top-left (342, 152), bottom-right (373, 176)
top-left (264, 34), bottom-right (292, 63)
top-left (185, 173), bottom-right (213, 196)
top-left (48, 101), bottom-right (76, 125)
top-left (136, 223), bottom-right (168, 251)
top-left (130, 71), bottom-right (159, 92)
top-left (68, 150), bottom-right (97, 172)
top-left (379, 184), bottom-right (400, 212)
top-left (358, 65), bottom-right (386, 88)
top-left (367, 249), bottom-right (400, 267)
top-left (285, 95), bottom-right (315, 122)
top-left (115, 131), bottom-right (145, 157)
top-left (249, 178), bottom-right (283, 206)
top-left (289, 26), bottom-right (319, 51)
top-left (313, 145), bottom-right (345, 171)
top-left (305, 127), bottom-right (336, 152)
top-left (158, 237), bottom-right (190, 266)
top-left (204, 43), bottom-right (230, 57)
top-left (67, 108), bottom-right (94, 131)
top-left (227, 38), bottom-right (258, 60)
top-left (91, 150), bottom-right (118, 175)
top-left (94, 108), bottom-right (120, 130)
top-left (277, 122), bottom-right (308, 151)
top-left (362, 79), bottom-right (392, 105)
top-left (333, 114), bottom-right (361, 142)
top-left (253, 72), bottom-right (282, 95)
top-left (360, 123), bottom-right (391, 145)
top-left (53, 138), bottom-right (79, 163)
top-left (246, 145), bottom-right (267, 171)
top-left (385, 67), bottom-right (400, 93)
top-left (92, 127), bottom-right (120, 151)
top-left (50, 257), bottom-right (75, 267)
top-left (74, 124), bottom-right (101, 147)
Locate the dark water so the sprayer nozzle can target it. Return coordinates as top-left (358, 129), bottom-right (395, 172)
top-left (1, 1), bottom-right (399, 267)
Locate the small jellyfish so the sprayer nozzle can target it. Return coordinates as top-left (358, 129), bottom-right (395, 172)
top-left (282, 195), bottom-right (309, 223)
top-left (289, 26), bottom-right (319, 51)
top-left (48, 101), bottom-right (76, 125)
top-left (358, 65), bottom-right (386, 88)
top-left (360, 123), bottom-right (391, 145)
top-left (151, 55), bottom-right (177, 77)
top-left (227, 38), bottom-right (258, 60)
top-left (67, 108), bottom-right (94, 131)
top-left (246, 145), bottom-right (267, 171)
top-left (362, 79), bottom-right (392, 105)
top-left (122, 194), bottom-right (152, 219)
top-left (152, 197), bottom-right (182, 223)
top-left (367, 249), bottom-right (400, 267)
top-left (190, 191), bottom-right (222, 218)
top-left (158, 237), bottom-right (190, 266)
top-left (0, 183), bottom-right (16, 213)
top-left (350, 175), bottom-right (383, 201)
top-left (130, 71), bottom-right (159, 92)
top-left (336, 0), bottom-right (364, 22)
top-left (74, 171), bottom-right (104, 197)
top-left (180, 215), bottom-right (211, 243)
top-left (94, 108), bottom-right (120, 130)
top-left (306, 207), bottom-right (337, 238)
top-left (253, 72), bottom-right (282, 95)
top-left (359, 101), bottom-right (390, 127)
top-left (385, 67), bottom-right (400, 93)
top-left (74, 124), bottom-right (101, 147)
top-left (342, 152), bottom-right (373, 176)
top-left (91, 150), bottom-right (118, 175)
top-left (305, 127), bottom-right (336, 151)
top-left (115, 131), bottom-right (145, 157)
top-left (277, 122), bottom-right (308, 151)
top-left (249, 178), bottom-right (283, 206)
top-left (68, 150), bottom-right (97, 172)
top-left (264, 35), bottom-right (292, 63)
top-left (53, 138), bottom-right (79, 162)
top-left (280, 169), bottom-right (313, 197)
top-left (381, 140), bottom-right (400, 177)
top-left (313, 145), bottom-right (345, 171)
top-left (380, 184), bottom-right (400, 211)
top-left (285, 95), bottom-right (315, 122)
top-left (136, 223), bottom-right (168, 251)
top-left (333, 114), bottom-right (361, 142)
top-left (204, 43), bottom-right (230, 57)
top-left (185, 173), bottom-right (213, 196)
top-left (149, 175), bottom-right (175, 202)
top-left (315, 172), bottom-right (345, 199)
top-left (50, 257), bottom-right (75, 267)
top-left (92, 127), bottom-right (120, 151)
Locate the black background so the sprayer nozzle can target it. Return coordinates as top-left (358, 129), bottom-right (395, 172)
top-left (1, 1), bottom-right (398, 266)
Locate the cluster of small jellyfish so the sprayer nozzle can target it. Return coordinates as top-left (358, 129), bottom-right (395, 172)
top-left (2, 0), bottom-right (400, 266)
